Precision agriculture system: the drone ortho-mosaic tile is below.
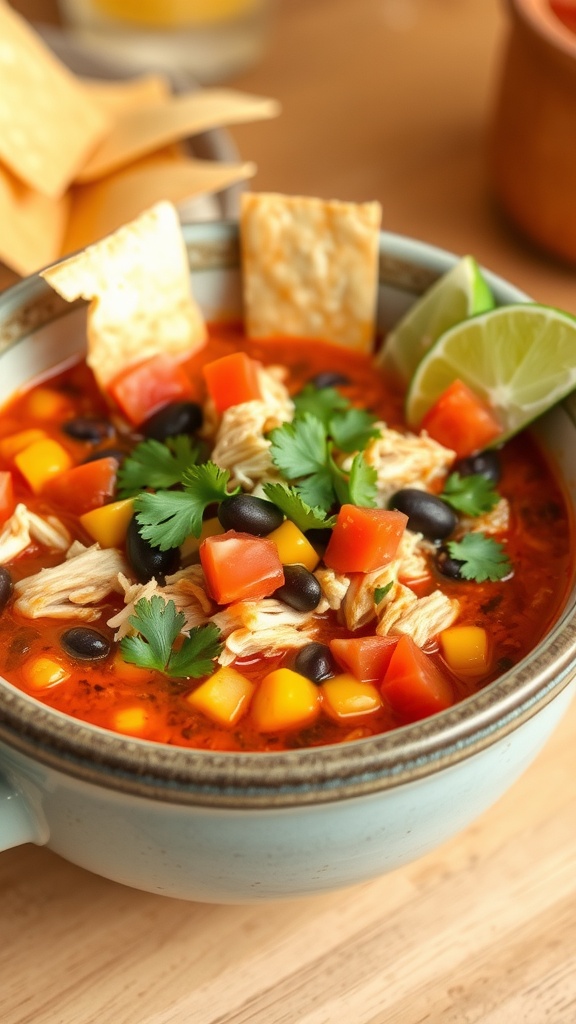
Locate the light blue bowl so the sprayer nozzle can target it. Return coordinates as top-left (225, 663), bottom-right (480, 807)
top-left (0, 222), bottom-right (575, 902)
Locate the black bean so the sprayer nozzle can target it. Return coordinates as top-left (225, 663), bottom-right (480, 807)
top-left (0, 567), bottom-right (12, 612)
top-left (82, 447), bottom-right (127, 465)
top-left (390, 488), bottom-right (457, 540)
top-left (308, 371), bottom-right (350, 389)
top-left (294, 642), bottom-right (335, 684)
top-left (435, 546), bottom-right (465, 579)
top-left (273, 564), bottom-right (322, 612)
top-left (61, 627), bottom-right (111, 661)
top-left (453, 449), bottom-right (502, 484)
top-left (126, 515), bottom-right (181, 584)
top-left (218, 494), bottom-right (284, 536)
top-left (141, 401), bottom-right (203, 441)
top-left (305, 527), bottom-right (333, 550)
top-left (62, 416), bottom-right (114, 443)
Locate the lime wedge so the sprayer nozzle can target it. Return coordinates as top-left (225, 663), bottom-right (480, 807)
top-left (379, 255), bottom-right (494, 385)
top-left (405, 304), bottom-right (576, 440)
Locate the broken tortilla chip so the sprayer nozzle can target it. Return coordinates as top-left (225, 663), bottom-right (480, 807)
top-left (80, 73), bottom-right (171, 116)
top-left (0, 2), bottom-right (109, 199)
top-left (0, 164), bottom-right (69, 277)
top-left (41, 201), bottom-right (206, 388)
top-left (76, 88), bottom-right (280, 183)
top-left (62, 155), bottom-right (255, 256)
top-left (240, 193), bottom-right (382, 352)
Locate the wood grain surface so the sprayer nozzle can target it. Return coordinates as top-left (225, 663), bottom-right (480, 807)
top-left (2, 2), bottom-right (576, 1022)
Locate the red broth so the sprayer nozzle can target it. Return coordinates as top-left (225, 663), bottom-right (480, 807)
top-left (0, 323), bottom-right (572, 751)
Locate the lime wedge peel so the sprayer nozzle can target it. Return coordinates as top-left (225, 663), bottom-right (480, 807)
top-left (378, 255), bottom-right (494, 386)
top-left (405, 303), bottom-right (576, 441)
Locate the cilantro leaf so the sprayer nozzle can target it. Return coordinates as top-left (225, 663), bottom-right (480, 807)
top-left (328, 407), bottom-right (380, 453)
top-left (120, 595), bottom-right (185, 672)
top-left (117, 435), bottom-right (200, 498)
top-left (441, 472), bottom-right (500, 517)
top-left (295, 468), bottom-right (336, 512)
top-left (166, 622), bottom-right (224, 679)
top-left (447, 532), bottom-right (512, 583)
top-left (268, 414), bottom-right (328, 480)
top-left (347, 453), bottom-right (378, 507)
top-left (293, 384), bottom-right (349, 426)
top-left (374, 581), bottom-right (393, 605)
top-left (119, 596), bottom-right (222, 678)
top-left (134, 463), bottom-right (239, 549)
top-left (262, 482), bottom-right (337, 532)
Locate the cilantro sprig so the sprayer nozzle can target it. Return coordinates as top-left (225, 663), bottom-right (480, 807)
top-left (117, 435), bottom-right (201, 498)
top-left (268, 384), bottom-right (381, 512)
top-left (262, 482), bottom-right (337, 532)
top-left (119, 595), bottom-right (223, 678)
top-left (441, 472), bottom-right (500, 517)
top-left (447, 532), bottom-right (512, 583)
top-left (134, 463), bottom-right (239, 550)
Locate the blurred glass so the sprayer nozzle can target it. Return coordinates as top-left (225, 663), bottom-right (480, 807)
top-left (57, 0), bottom-right (273, 83)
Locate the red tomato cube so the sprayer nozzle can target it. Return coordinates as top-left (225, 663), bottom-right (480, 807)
top-left (108, 355), bottom-right (193, 425)
top-left (420, 379), bottom-right (501, 458)
top-left (200, 531), bottom-right (285, 604)
top-left (330, 635), bottom-right (398, 683)
top-left (380, 635), bottom-right (453, 723)
top-left (324, 505), bottom-right (408, 573)
top-left (203, 352), bottom-right (262, 413)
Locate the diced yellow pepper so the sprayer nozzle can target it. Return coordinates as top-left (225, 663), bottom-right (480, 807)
top-left (251, 667), bottom-right (320, 732)
top-left (440, 626), bottom-right (490, 676)
top-left (111, 651), bottom-right (155, 684)
top-left (187, 665), bottom-right (255, 727)
top-left (321, 674), bottom-right (383, 720)
top-left (14, 438), bottom-right (73, 493)
top-left (22, 387), bottom-right (72, 420)
top-left (113, 706), bottom-right (151, 736)
top-left (180, 516), bottom-right (224, 561)
top-left (0, 428), bottom-right (47, 461)
top-left (80, 497), bottom-right (134, 547)
top-left (267, 520), bottom-right (320, 571)
top-left (22, 656), bottom-right (70, 691)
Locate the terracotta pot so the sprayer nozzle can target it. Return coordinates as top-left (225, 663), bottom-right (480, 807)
top-left (489, 0), bottom-right (576, 263)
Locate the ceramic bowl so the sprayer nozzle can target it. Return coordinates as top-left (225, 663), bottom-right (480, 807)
top-left (0, 222), bottom-right (575, 903)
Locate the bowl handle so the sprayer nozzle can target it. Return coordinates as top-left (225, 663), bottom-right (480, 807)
top-left (0, 775), bottom-right (43, 851)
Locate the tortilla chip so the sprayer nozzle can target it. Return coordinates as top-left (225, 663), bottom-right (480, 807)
top-left (76, 88), bottom-right (280, 183)
top-left (240, 193), bottom-right (382, 352)
top-left (0, 3), bottom-right (109, 199)
top-left (0, 164), bottom-right (69, 276)
top-left (41, 201), bottom-right (206, 388)
top-left (62, 155), bottom-right (255, 255)
top-left (80, 73), bottom-right (171, 115)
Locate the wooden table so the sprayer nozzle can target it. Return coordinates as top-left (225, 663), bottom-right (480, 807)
top-left (2, 2), bottom-right (576, 1021)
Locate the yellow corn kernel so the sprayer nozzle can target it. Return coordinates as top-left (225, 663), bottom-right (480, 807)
top-left (112, 650), bottom-right (155, 684)
top-left (22, 656), bottom-right (70, 691)
top-left (251, 667), bottom-right (320, 733)
top-left (180, 516), bottom-right (224, 561)
top-left (22, 387), bottom-right (72, 420)
top-left (440, 625), bottom-right (490, 676)
top-left (187, 665), bottom-right (255, 727)
top-left (0, 428), bottom-right (47, 461)
top-left (267, 520), bottom-right (320, 571)
top-left (80, 497), bottom-right (134, 547)
top-left (113, 706), bottom-right (151, 736)
top-left (14, 438), bottom-right (73, 493)
top-left (321, 674), bottom-right (383, 720)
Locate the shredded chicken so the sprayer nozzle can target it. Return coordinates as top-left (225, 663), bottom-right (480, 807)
top-left (218, 626), bottom-right (311, 666)
top-left (362, 425), bottom-right (455, 504)
top-left (381, 589), bottom-right (460, 647)
top-left (211, 597), bottom-right (318, 664)
top-left (314, 566), bottom-right (350, 611)
top-left (396, 529), bottom-right (433, 583)
top-left (13, 543), bottom-right (127, 621)
top-left (0, 503), bottom-right (71, 565)
top-left (458, 497), bottom-right (510, 537)
top-left (108, 566), bottom-right (214, 639)
top-left (207, 364), bottom-right (294, 490)
top-left (375, 581), bottom-right (418, 634)
top-left (342, 562), bottom-right (399, 631)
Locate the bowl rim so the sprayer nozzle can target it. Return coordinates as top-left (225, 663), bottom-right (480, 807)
top-left (0, 221), bottom-right (575, 809)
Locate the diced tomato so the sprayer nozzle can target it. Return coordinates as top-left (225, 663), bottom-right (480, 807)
top-left (420, 379), bottom-right (501, 458)
top-left (330, 635), bottom-right (398, 683)
top-left (380, 635), bottom-right (454, 723)
top-left (203, 352), bottom-right (261, 413)
top-left (43, 457), bottom-right (118, 516)
top-left (200, 531), bottom-right (285, 604)
top-left (0, 471), bottom-right (15, 525)
top-left (324, 505), bottom-right (408, 573)
top-left (108, 355), bottom-right (193, 425)
top-left (549, 1), bottom-right (576, 33)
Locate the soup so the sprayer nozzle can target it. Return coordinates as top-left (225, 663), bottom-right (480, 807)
top-left (0, 320), bottom-right (571, 752)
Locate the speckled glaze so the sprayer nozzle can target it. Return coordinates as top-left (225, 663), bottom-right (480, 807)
top-left (0, 222), bottom-right (575, 902)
